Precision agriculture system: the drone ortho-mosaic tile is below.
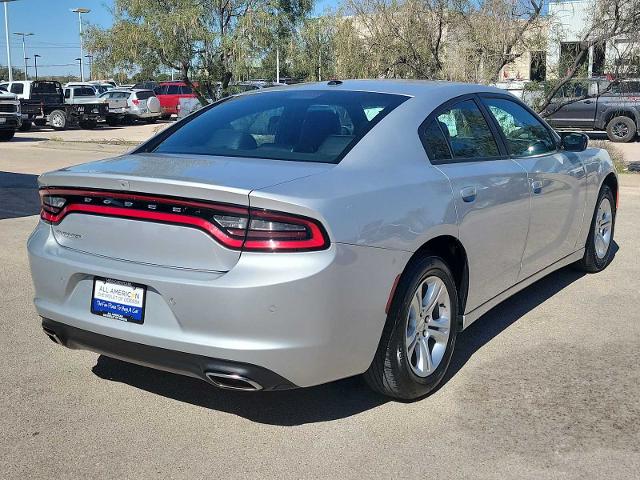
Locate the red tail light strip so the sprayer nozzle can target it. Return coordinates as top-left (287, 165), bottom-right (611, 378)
top-left (39, 188), bottom-right (329, 252)
top-left (41, 203), bottom-right (244, 249)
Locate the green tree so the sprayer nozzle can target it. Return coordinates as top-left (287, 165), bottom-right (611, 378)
top-left (86, 0), bottom-right (312, 103)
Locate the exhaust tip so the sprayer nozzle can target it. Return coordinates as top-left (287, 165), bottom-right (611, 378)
top-left (42, 327), bottom-right (61, 345)
top-left (205, 372), bottom-right (262, 391)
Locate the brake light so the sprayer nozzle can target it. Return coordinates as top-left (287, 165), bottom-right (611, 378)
top-left (39, 189), bottom-right (329, 252)
top-left (132, 98), bottom-right (140, 105)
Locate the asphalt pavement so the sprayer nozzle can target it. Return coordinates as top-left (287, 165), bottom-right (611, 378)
top-left (1, 137), bottom-right (639, 479)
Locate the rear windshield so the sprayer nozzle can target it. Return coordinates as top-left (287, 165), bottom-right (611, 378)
top-left (136, 90), bottom-right (155, 100)
top-left (74, 87), bottom-right (96, 97)
top-left (152, 90), bottom-right (408, 163)
top-left (33, 82), bottom-right (61, 94)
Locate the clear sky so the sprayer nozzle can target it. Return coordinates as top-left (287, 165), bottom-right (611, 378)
top-left (1, 0), bottom-right (338, 78)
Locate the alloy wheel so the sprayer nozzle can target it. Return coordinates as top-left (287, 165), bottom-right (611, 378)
top-left (594, 197), bottom-right (613, 259)
top-left (405, 276), bottom-right (451, 377)
top-left (612, 122), bottom-right (629, 138)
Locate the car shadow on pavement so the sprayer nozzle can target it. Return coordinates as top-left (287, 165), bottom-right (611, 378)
top-left (92, 358), bottom-right (389, 425)
top-left (5, 135), bottom-right (49, 143)
top-left (91, 246), bottom-right (618, 425)
top-left (0, 171), bottom-right (40, 220)
top-left (440, 243), bottom-right (617, 392)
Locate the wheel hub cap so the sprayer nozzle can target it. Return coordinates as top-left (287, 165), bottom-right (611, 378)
top-left (594, 197), bottom-right (612, 259)
top-left (405, 276), bottom-right (451, 377)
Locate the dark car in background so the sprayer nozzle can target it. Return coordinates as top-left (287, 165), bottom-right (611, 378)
top-left (543, 79), bottom-right (640, 142)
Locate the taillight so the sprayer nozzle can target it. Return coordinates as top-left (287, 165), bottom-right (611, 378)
top-left (39, 189), bottom-right (329, 252)
top-left (132, 98), bottom-right (140, 105)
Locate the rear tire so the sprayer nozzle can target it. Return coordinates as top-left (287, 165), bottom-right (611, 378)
top-left (0, 130), bottom-right (15, 141)
top-left (79, 119), bottom-right (97, 129)
top-left (145, 117), bottom-right (157, 124)
top-left (364, 255), bottom-right (459, 400)
top-left (34, 119), bottom-right (46, 127)
top-left (49, 110), bottom-right (67, 131)
top-left (606, 116), bottom-right (636, 143)
top-left (106, 116), bottom-right (120, 127)
top-left (575, 184), bottom-right (616, 272)
top-left (18, 121), bottom-right (32, 132)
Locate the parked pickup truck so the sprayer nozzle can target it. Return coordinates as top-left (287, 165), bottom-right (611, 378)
top-left (0, 80), bottom-right (109, 131)
top-left (0, 90), bottom-right (21, 141)
top-left (62, 84), bottom-right (109, 129)
top-left (543, 79), bottom-right (640, 142)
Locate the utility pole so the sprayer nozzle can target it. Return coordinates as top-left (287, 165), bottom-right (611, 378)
top-left (71, 8), bottom-right (90, 81)
top-left (85, 53), bottom-right (93, 81)
top-left (276, 47), bottom-right (280, 84)
top-left (1, 0), bottom-right (17, 82)
top-left (13, 31), bottom-right (33, 80)
top-left (33, 53), bottom-right (40, 80)
top-left (75, 57), bottom-right (82, 80)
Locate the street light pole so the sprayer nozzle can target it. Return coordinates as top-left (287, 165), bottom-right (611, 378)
top-left (1, 0), bottom-right (17, 82)
top-left (13, 31), bottom-right (33, 80)
top-left (71, 8), bottom-right (90, 82)
top-left (33, 53), bottom-right (39, 80)
top-left (75, 57), bottom-right (82, 80)
top-left (85, 53), bottom-right (92, 81)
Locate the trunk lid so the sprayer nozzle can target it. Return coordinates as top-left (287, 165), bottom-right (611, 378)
top-left (40, 153), bottom-right (332, 271)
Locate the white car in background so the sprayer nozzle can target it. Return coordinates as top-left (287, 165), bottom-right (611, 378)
top-left (100, 89), bottom-right (162, 124)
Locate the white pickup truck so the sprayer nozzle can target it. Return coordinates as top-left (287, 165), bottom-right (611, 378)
top-left (0, 89), bottom-right (21, 141)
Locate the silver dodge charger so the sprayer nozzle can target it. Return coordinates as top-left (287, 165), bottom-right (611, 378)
top-left (28, 80), bottom-right (617, 399)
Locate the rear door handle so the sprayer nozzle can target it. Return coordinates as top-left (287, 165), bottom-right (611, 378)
top-left (531, 180), bottom-right (543, 194)
top-left (583, 99), bottom-right (593, 104)
top-left (460, 186), bottom-right (477, 203)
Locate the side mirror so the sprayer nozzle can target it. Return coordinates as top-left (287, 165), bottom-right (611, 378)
top-left (561, 132), bottom-right (589, 152)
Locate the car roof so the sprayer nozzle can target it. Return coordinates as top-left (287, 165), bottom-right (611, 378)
top-left (275, 79), bottom-right (506, 98)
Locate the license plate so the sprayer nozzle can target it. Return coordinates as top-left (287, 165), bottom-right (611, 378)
top-left (91, 277), bottom-right (146, 324)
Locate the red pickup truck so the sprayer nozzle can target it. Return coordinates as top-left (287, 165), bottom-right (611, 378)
top-left (155, 81), bottom-right (198, 118)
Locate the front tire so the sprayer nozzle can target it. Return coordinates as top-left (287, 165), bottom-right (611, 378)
top-left (606, 116), bottom-right (636, 143)
top-left (364, 255), bottom-right (459, 400)
top-left (0, 130), bottom-right (15, 141)
top-left (575, 184), bottom-right (616, 272)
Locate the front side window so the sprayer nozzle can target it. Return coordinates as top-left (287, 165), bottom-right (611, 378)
top-left (483, 98), bottom-right (556, 157)
top-left (435, 99), bottom-right (499, 159)
top-left (151, 90), bottom-right (408, 163)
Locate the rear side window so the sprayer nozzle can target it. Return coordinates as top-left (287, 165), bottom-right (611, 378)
top-left (10, 83), bottom-right (23, 94)
top-left (151, 90), bottom-right (408, 163)
top-left (74, 87), bottom-right (95, 97)
top-left (136, 91), bottom-right (155, 100)
top-left (421, 120), bottom-right (452, 162)
top-left (435, 100), bottom-right (499, 159)
top-left (482, 98), bottom-right (556, 157)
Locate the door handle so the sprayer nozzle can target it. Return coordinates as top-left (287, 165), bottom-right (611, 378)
top-left (531, 180), bottom-right (543, 194)
top-left (583, 99), bottom-right (593, 104)
top-left (460, 186), bottom-right (477, 203)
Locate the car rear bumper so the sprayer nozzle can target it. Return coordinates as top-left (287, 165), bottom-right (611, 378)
top-left (42, 317), bottom-right (297, 391)
top-left (28, 221), bottom-right (408, 387)
top-left (128, 110), bottom-right (161, 119)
